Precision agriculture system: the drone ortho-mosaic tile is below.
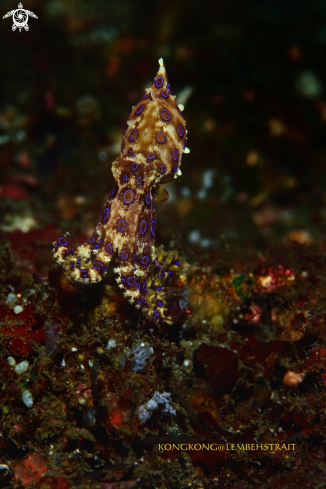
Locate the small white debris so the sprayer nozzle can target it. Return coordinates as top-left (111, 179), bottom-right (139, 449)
top-left (22, 390), bottom-right (33, 408)
top-left (0, 464), bottom-right (9, 471)
top-left (138, 391), bottom-right (176, 422)
top-left (88, 360), bottom-right (94, 368)
top-left (184, 147), bottom-right (190, 154)
top-left (13, 305), bottom-right (23, 315)
top-left (80, 364), bottom-right (84, 370)
top-left (178, 104), bottom-right (185, 111)
top-left (78, 398), bottom-right (86, 405)
top-left (106, 339), bottom-right (117, 349)
top-left (71, 347), bottom-right (77, 352)
top-left (7, 357), bottom-right (16, 367)
top-left (61, 359), bottom-right (66, 367)
top-left (15, 360), bottom-right (29, 374)
top-left (6, 293), bottom-right (17, 306)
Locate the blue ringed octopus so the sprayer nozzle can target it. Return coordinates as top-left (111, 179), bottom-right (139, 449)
top-left (53, 58), bottom-right (189, 319)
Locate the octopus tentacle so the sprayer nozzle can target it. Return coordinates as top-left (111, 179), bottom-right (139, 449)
top-left (53, 58), bottom-right (188, 318)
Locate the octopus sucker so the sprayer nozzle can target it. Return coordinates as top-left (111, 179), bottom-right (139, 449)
top-left (53, 59), bottom-right (188, 319)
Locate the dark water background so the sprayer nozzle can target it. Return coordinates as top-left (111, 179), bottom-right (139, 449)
top-left (1, 0), bottom-right (326, 264)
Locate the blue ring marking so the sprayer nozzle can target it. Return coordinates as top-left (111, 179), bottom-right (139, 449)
top-left (173, 165), bottom-right (178, 173)
top-left (155, 286), bottom-right (162, 291)
top-left (110, 187), bottom-right (115, 197)
top-left (160, 90), bottom-right (168, 98)
top-left (156, 131), bottom-right (167, 144)
top-left (58, 237), bottom-right (68, 246)
top-left (172, 149), bottom-right (179, 162)
top-left (143, 92), bottom-right (151, 99)
top-left (151, 219), bottom-right (155, 236)
top-left (137, 300), bottom-right (142, 306)
top-left (88, 236), bottom-right (96, 244)
top-left (154, 310), bottom-right (160, 318)
top-left (157, 301), bottom-right (163, 307)
top-left (77, 257), bottom-right (81, 264)
top-left (155, 76), bottom-right (164, 88)
top-left (121, 249), bottom-right (129, 260)
top-left (146, 194), bottom-right (150, 205)
top-left (177, 125), bottom-right (184, 137)
top-left (161, 109), bottom-right (171, 121)
top-left (132, 162), bottom-right (138, 171)
top-left (103, 207), bottom-right (110, 220)
top-left (121, 277), bottom-right (126, 284)
top-left (143, 282), bottom-right (147, 292)
top-left (133, 254), bottom-right (138, 262)
top-left (161, 165), bottom-right (166, 174)
top-left (137, 176), bottom-right (143, 185)
top-left (140, 220), bottom-right (147, 235)
top-left (93, 261), bottom-right (104, 269)
top-left (142, 297), bottom-right (148, 305)
top-left (129, 129), bottom-right (138, 141)
top-left (70, 262), bottom-right (74, 269)
top-left (65, 249), bottom-right (74, 255)
top-left (102, 267), bottom-right (107, 274)
top-left (106, 242), bottom-right (113, 254)
top-left (127, 276), bottom-right (136, 287)
top-left (147, 152), bottom-right (156, 160)
top-left (85, 259), bottom-right (89, 263)
top-left (117, 219), bottom-right (126, 232)
top-left (135, 104), bottom-right (144, 114)
top-left (128, 148), bottom-right (133, 153)
top-left (123, 189), bottom-right (134, 204)
top-left (136, 283), bottom-right (141, 291)
top-left (167, 83), bottom-right (172, 94)
top-left (123, 175), bottom-right (128, 182)
top-left (141, 256), bottom-right (150, 265)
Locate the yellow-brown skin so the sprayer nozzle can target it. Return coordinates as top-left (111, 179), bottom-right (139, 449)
top-left (53, 59), bottom-right (189, 320)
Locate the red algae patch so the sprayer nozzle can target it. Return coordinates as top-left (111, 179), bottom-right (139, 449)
top-left (14, 452), bottom-right (50, 487)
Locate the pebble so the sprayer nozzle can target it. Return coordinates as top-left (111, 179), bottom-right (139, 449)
top-left (22, 390), bottom-right (33, 408)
